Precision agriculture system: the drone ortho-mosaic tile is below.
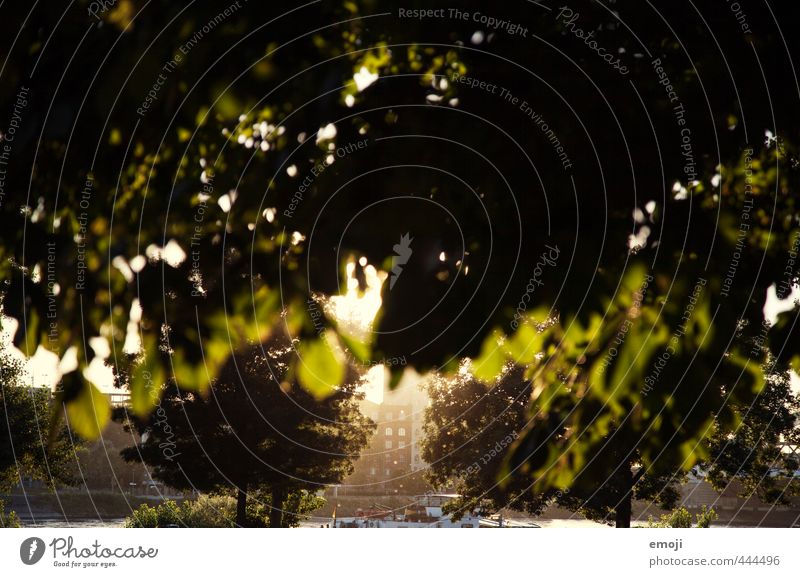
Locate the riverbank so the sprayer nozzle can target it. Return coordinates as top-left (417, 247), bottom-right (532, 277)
top-left (2, 490), bottom-right (181, 525)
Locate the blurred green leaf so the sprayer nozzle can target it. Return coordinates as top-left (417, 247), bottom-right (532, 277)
top-left (387, 366), bottom-right (404, 390)
top-left (471, 329), bottom-right (506, 383)
top-left (339, 331), bottom-right (370, 364)
top-left (504, 323), bottom-right (545, 365)
top-left (64, 381), bottom-right (110, 440)
top-left (297, 332), bottom-right (345, 400)
top-left (130, 335), bottom-right (164, 417)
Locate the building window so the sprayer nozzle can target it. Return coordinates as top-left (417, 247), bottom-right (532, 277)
top-left (385, 440), bottom-right (393, 449)
top-left (398, 427), bottom-right (406, 437)
top-left (385, 427), bottom-right (393, 436)
top-left (399, 441), bottom-right (406, 449)
top-left (369, 467), bottom-right (376, 475)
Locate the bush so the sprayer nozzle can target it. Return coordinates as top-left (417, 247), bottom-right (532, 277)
top-left (181, 495), bottom-right (237, 528)
top-left (283, 491), bottom-right (326, 527)
top-left (694, 505), bottom-right (719, 528)
top-left (124, 503), bottom-right (159, 528)
top-left (646, 506), bottom-right (718, 528)
top-left (0, 500), bottom-right (21, 528)
top-left (124, 496), bottom-right (245, 527)
top-left (124, 491), bottom-right (325, 528)
top-left (125, 497), bottom-right (231, 528)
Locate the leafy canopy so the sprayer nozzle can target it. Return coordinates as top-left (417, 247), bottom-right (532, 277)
top-left (1, 1), bottom-right (800, 499)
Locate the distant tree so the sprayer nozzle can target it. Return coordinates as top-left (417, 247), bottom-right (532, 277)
top-left (554, 441), bottom-right (684, 528)
top-left (422, 365), bottom-right (684, 527)
top-left (75, 420), bottom-right (147, 492)
top-left (121, 331), bottom-right (374, 527)
top-left (425, 361), bottom-right (800, 527)
top-left (0, 347), bottom-right (78, 493)
top-left (704, 364), bottom-right (800, 504)
top-left (422, 366), bottom-right (551, 517)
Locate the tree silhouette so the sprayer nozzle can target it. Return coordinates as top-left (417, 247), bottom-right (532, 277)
top-left (705, 363), bottom-right (800, 505)
top-left (120, 332), bottom-right (373, 526)
top-left (423, 365), bottom-right (681, 527)
top-left (0, 348), bottom-right (78, 493)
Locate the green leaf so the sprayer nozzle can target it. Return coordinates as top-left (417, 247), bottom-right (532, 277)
top-left (605, 319), bottom-right (668, 413)
top-left (616, 263), bottom-right (649, 310)
top-left (15, 307), bottom-right (40, 352)
top-left (339, 331), bottom-right (370, 363)
top-left (768, 306), bottom-right (800, 368)
top-left (244, 286), bottom-right (279, 343)
top-left (471, 329), bottom-right (506, 383)
top-left (172, 339), bottom-right (229, 394)
top-left (130, 335), bottom-right (164, 417)
top-left (387, 366), bottom-right (404, 390)
top-left (64, 381), bottom-right (110, 440)
top-left (504, 323), bottom-right (545, 365)
top-left (297, 332), bottom-right (346, 399)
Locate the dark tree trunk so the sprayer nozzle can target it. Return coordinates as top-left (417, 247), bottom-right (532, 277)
top-left (269, 487), bottom-right (287, 528)
top-left (616, 462), bottom-right (644, 528)
top-left (616, 489), bottom-right (632, 528)
top-left (236, 485), bottom-right (248, 528)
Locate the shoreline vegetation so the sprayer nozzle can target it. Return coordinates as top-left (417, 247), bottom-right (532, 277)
top-left (4, 484), bottom-right (800, 528)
